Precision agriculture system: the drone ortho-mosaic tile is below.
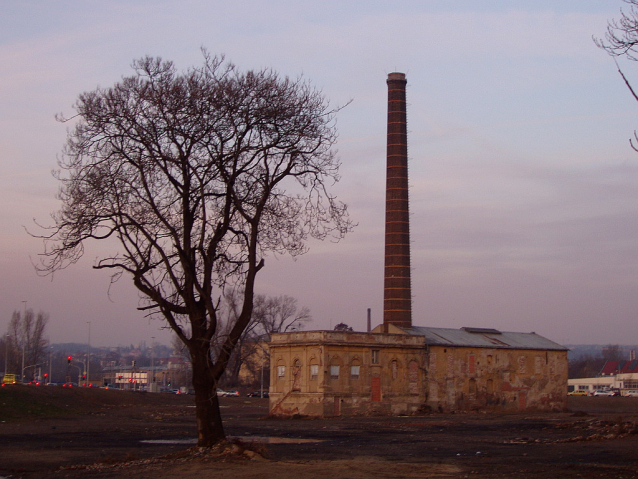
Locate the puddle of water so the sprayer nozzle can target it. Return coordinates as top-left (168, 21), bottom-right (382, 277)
top-left (140, 436), bottom-right (324, 445)
top-left (241, 436), bottom-right (324, 444)
top-left (141, 439), bottom-right (196, 444)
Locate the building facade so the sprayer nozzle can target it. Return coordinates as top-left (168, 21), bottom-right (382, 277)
top-left (269, 325), bottom-right (568, 416)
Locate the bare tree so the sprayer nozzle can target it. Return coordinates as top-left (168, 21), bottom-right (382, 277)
top-left (218, 292), bottom-right (310, 386)
top-left (602, 344), bottom-right (626, 361)
top-left (6, 309), bottom-right (49, 381)
top-left (35, 52), bottom-right (352, 446)
top-left (595, 0), bottom-right (638, 149)
top-left (254, 294), bottom-right (311, 334)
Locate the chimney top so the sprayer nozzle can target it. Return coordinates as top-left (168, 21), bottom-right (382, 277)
top-left (387, 72), bottom-right (406, 81)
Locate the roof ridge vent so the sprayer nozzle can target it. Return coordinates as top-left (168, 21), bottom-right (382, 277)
top-left (462, 327), bottom-right (502, 335)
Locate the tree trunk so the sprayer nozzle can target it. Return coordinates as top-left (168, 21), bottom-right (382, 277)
top-left (191, 348), bottom-right (226, 446)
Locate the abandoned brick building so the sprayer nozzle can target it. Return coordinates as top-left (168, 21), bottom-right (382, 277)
top-left (269, 325), bottom-right (567, 416)
top-left (268, 73), bottom-right (568, 417)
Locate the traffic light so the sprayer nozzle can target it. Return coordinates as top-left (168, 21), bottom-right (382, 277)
top-left (67, 356), bottom-right (72, 364)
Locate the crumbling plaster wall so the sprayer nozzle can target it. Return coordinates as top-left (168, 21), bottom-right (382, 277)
top-left (269, 331), bottom-right (426, 417)
top-left (426, 346), bottom-right (568, 412)
top-left (268, 332), bottom-right (568, 417)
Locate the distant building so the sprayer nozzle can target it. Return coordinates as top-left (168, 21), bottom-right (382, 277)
top-left (568, 360), bottom-right (638, 394)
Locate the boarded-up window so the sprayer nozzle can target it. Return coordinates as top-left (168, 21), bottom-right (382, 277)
top-left (518, 356), bottom-right (526, 374)
top-left (408, 360), bottom-right (419, 395)
top-left (391, 360), bottom-right (398, 380)
top-left (468, 354), bottom-right (476, 375)
top-left (292, 360), bottom-right (302, 391)
top-left (447, 354), bottom-right (454, 377)
top-left (408, 360), bottom-right (418, 382)
top-left (535, 356), bottom-right (543, 375)
top-left (330, 365), bottom-right (340, 379)
top-left (469, 378), bottom-right (477, 395)
top-left (429, 353), bottom-right (437, 375)
top-left (486, 379), bottom-right (494, 394)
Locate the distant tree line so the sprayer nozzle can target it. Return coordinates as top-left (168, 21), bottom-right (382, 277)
top-left (568, 344), bottom-right (627, 378)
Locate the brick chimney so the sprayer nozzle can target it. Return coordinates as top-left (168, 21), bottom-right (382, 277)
top-left (383, 72), bottom-right (412, 329)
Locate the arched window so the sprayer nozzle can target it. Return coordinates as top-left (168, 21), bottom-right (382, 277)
top-left (309, 361), bottom-right (319, 381)
top-left (292, 359), bottom-right (302, 391)
top-left (469, 378), bottom-right (477, 395)
top-left (350, 358), bottom-right (361, 380)
top-left (277, 360), bottom-right (286, 380)
top-left (391, 359), bottom-right (399, 380)
top-left (330, 356), bottom-right (342, 380)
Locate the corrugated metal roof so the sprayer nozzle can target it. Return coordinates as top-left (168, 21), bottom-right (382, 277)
top-left (403, 326), bottom-right (567, 351)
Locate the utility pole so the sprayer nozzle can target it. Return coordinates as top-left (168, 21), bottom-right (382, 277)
top-left (21, 301), bottom-right (26, 382)
top-left (86, 322), bottom-right (91, 387)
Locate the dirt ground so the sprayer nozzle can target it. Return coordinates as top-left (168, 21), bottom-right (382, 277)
top-left (2, 387), bottom-right (638, 478)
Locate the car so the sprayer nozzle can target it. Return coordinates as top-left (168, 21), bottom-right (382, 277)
top-left (624, 390), bottom-right (638, 397)
top-left (224, 390), bottom-right (240, 397)
top-left (216, 388), bottom-right (226, 397)
top-left (247, 390), bottom-right (269, 398)
top-left (592, 390), bottom-right (614, 396)
top-left (568, 391), bottom-right (588, 396)
top-left (1, 374), bottom-right (17, 386)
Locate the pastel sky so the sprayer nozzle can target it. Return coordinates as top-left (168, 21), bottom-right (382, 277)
top-left (2, 1), bottom-right (638, 347)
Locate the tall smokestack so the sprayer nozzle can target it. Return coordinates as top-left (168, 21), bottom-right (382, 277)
top-left (383, 72), bottom-right (412, 329)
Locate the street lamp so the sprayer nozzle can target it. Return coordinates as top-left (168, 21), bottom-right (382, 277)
top-left (4, 334), bottom-right (9, 378)
top-left (48, 345), bottom-right (53, 384)
top-left (151, 336), bottom-right (155, 392)
top-left (86, 322), bottom-right (91, 387)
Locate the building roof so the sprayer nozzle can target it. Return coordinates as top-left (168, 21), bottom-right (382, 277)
top-left (600, 360), bottom-right (638, 376)
top-left (402, 326), bottom-right (567, 351)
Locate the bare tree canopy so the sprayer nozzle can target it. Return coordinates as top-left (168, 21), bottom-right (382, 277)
top-left (595, 0), bottom-right (638, 60)
top-left (595, 0), bottom-right (638, 149)
top-left (36, 52), bottom-right (353, 446)
top-left (252, 294), bottom-right (311, 334)
top-left (5, 309), bottom-right (49, 381)
top-left (214, 293), bottom-right (311, 386)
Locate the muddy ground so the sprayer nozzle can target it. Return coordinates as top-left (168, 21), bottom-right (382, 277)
top-left (1, 387), bottom-right (638, 478)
